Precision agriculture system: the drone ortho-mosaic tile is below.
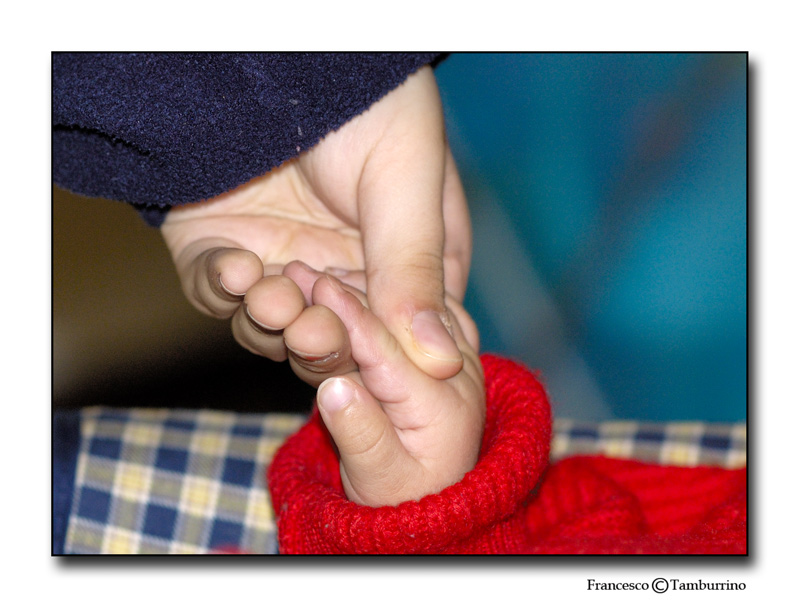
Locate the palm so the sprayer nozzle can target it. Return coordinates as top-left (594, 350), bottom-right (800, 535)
top-left (162, 157), bottom-right (367, 277)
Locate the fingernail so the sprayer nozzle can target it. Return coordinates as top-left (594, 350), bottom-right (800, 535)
top-left (324, 266), bottom-right (351, 277)
top-left (411, 311), bottom-right (462, 362)
top-left (288, 347), bottom-right (341, 367)
top-left (218, 273), bottom-right (245, 297)
top-left (243, 303), bottom-right (282, 333)
top-left (318, 377), bottom-right (354, 413)
top-left (289, 260), bottom-right (316, 273)
top-left (290, 349), bottom-right (339, 363)
top-left (323, 274), bottom-right (346, 294)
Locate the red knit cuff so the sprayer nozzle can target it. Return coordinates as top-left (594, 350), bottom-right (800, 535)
top-left (267, 354), bottom-right (552, 554)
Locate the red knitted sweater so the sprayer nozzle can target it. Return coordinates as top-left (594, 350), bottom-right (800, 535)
top-left (267, 355), bottom-right (746, 554)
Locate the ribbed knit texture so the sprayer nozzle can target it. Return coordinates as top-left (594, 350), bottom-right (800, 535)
top-left (267, 355), bottom-right (746, 554)
top-left (53, 53), bottom-right (441, 226)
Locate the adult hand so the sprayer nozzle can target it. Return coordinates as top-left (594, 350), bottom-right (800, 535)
top-left (160, 66), bottom-right (473, 383)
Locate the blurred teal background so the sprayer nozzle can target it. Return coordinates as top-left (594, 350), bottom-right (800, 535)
top-left (434, 53), bottom-right (747, 423)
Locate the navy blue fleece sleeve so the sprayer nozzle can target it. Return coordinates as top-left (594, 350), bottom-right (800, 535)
top-left (53, 53), bottom-right (442, 226)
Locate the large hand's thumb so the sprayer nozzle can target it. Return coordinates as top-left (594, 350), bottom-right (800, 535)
top-left (319, 237), bottom-right (466, 380)
top-left (356, 73), bottom-right (463, 380)
top-left (364, 241), bottom-right (463, 380)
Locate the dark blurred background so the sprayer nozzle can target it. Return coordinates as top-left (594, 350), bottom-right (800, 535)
top-left (52, 53), bottom-right (747, 422)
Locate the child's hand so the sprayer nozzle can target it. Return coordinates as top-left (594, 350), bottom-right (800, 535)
top-left (282, 262), bottom-right (485, 507)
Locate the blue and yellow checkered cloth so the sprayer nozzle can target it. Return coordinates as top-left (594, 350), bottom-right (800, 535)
top-left (55, 406), bottom-right (746, 555)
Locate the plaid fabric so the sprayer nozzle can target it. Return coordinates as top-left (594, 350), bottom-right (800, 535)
top-left (63, 407), bottom-right (305, 555)
top-left (60, 406), bottom-right (746, 555)
top-left (551, 419), bottom-right (747, 468)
